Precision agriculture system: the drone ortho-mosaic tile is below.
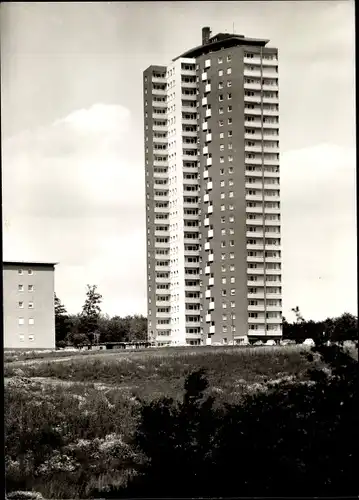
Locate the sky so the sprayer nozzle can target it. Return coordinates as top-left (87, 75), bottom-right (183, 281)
top-left (1, 1), bottom-right (356, 322)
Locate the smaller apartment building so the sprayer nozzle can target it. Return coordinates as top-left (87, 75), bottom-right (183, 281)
top-left (3, 261), bottom-right (57, 349)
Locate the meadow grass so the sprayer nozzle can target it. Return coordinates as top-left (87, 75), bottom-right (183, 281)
top-left (4, 344), bottom-right (332, 498)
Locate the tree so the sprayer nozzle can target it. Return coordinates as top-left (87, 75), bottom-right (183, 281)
top-left (79, 285), bottom-right (103, 344)
top-left (291, 305), bottom-right (304, 323)
top-left (54, 294), bottom-right (71, 346)
top-left (331, 312), bottom-right (358, 343)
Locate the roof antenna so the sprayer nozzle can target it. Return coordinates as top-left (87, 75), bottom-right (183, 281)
top-left (233, 22), bottom-right (235, 34)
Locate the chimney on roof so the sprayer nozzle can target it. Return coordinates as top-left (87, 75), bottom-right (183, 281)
top-left (202, 26), bottom-right (211, 45)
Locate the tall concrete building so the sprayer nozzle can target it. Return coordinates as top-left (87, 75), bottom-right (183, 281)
top-left (144, 27), bottom-right (282, 347)
top-left (3, 261), bottom-right (57, 349)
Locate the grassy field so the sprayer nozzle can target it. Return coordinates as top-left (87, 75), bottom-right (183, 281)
top-left (4, 344), bottom-right (346, 498)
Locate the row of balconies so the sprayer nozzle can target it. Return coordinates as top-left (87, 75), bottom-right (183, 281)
top-left (245, 95), bottom-right (278, 104)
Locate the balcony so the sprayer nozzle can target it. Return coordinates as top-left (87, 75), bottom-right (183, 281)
top-left (152, 89), bottom-right (166, 96)
top-left (266, 305), bottom-right (282, 312)
top-left (204, 217), bottom-right (210, 226)
top-left (205, 83), bottom-right (211, 93)
top-left (246, 230), bottom-right (264, 238)
top-left (245, 132), bottom-right (262, 140)
top-left (262, 58), bottom-right (278, 67)
top-left (206, 133), bottom-right (212, 142)
top-left (245, 145), bottom-right (263, 154)
top-left (203, 146), bottom-right (209, 155)
top-left (153, 137), bottom-right (167, 144)
top-left (201, 72), bottom-right (208, 81)
top-left (247, 268), bottom-right (264, 276)
top-left (262, 109), bottom-right (279, 117)
top-left (156, 312), bottom-right (170, 319)
top-left (209, 302), bottom-right (215, 311)
top-left (154, 195), bottom-right (169, 202)
top-left (154, 206), bottom-right (169, 213)
top-left (207, 205), bottom-right (213, 214)
top-left (246, 194), bottom-right (263, 202)
top-left (208, 254), bottom-right (214, 262)
top-left (243, 56), bottom-right (261, 65)
top-left (206, 157), bottom-right (212, 166)
top-left (185, 261), bottom-right (200, 269)
top-left (244, 94), bottom-right (261, 104)
top-left (266, 317), bottom-right (282, 324)
top-left (181, 68), bottom-right (196, 76)
top-left (153, 172), bottom-right (168, 179)
top-left (185, 297), bottom-right (201, 304)
top-left (265, 256), bottom-right (281, 263)
top-left (209, 324), bottom-right (215, 333)
top-left (209, 277), bottom-right (214, 286)
top-left (205, 266), bottom-right (210, 274)
top-left (206, 313), bottom-right (211, 322)
top-left (245, 157), bottom-right (263, 165)
top-left (203, 194), bottom-right (209, 203)
top-left (207, 181), bottom-right (213, 190)
top-left (246, 217), bottom-right (263, 225)
top-left (244, 107), bottom-right (262, 116)
top-left (266, 293), bottom-right (282, 299)
top-left (248, 317), bottom-right (265, 324)
top-left (265, 207), bottom-right (281, 214)
top-left (264, 219), bottom-right (280, 227)
top-left (244, 82), bottom-right (262, 91)
top-left (262, 95), bottom-right (279, 104)
top-left (203, 170), bottom-right (209, 179)
top-left (205, 289), bottom-right (211, 298)
top-left (152, 101), bottom-right (167, 108)
top-left (244, 68), bottom-right (261, 77)
top-left (156, 323), bottom-right (171, 330)
top-left (184, 237), bottom-right (200, 245)
top-left (264, 194), bottom-right (280, 202)
top-left (263, 83), bottom-right (279, 92)
top-left (182, 130), bottom-right (197, 138)
top-left (204, 242), bottom-right (211, 251)
top-left (245, 181), bottom-right (263, 190)
top-left (247, 292), bottom-right (265, 299)
top-left (152, 76), bottom-right (166, 83)
top-left (246, 206), bottom-right (263, 214)
top-left (247, 243), bottom-right (265, 251)
top-left (155, 276), bottom-right (169, 283)
top-left (185, 285), bottom-right (201, 292)
top-left (182, 81), bottom-right (197, 89)
top-left (182, 105), bottom-right (197, 113)
top-left (208, 229), bottom-right (214, 238)
top-left (244, 120), bottom-right (261, 128)
top-left (248, 305), bottom-right (266, 312)
top-left (153, 124), bottom-right (167, 132)
top-left (247, 256), bottom-right (264, 263)
top-left (153, 159), bottom-right (168, 167)
top-left (205, 108), bottom-right (212, 118)
top-left (205, 59), bottom-right (211, 68)
top-left (202, 121), bottom-right (208, 131)
top-left (265, 244), bottom-right (281, 251)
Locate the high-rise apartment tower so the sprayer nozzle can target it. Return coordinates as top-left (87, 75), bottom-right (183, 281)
top-left (144, 27), bottom-right (282, 346)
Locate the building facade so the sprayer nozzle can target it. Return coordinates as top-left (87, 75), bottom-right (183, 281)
top-left (3, 261), bottom-right (57, 349)
top-left (144, 27), bottom-right (282, 346)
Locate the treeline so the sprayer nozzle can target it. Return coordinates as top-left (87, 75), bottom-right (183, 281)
top-left (282, 306), bottom-right (357, 344)
top-left (55, 285), bottom-right (147, 347)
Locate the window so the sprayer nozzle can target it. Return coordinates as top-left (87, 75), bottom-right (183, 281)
top-left (231, 289), bottom-right (236, 296)
top-left (28, 334), bottom-right (34, 341)
top-left (220, 144), bottom-right (224, 151)
top-left (222, 289), bottom-right (227, 296)
top-left (19, 334), bottom-right (25, 342)
top-left (220, 157), bottom-right (224, 163)
top-left (18, 269), bottom-right (23, 275)
top-left (29, 318), bottom-right (34, 325)
top-left (227, 93), bottom-right (232, 100)
top-left (221, 204), bottom-right (225, 211)
top-left (221, 216), bottom-right (225, 223)
top-left (223, 314), bottom-right (227, 321)
top-left (228, 118), bottom-right (232, 125)
top-left (229, 166), bottom-right (234, 173)
top-left (227, 55), bottom-right (232, 62)
top-left (222, 277), bottom-right (227, 284)
top-left (18, 284), bottom-right (24, 292)
top-left (229, 179), bottom-right (234, 186)
top-left (230, 265), bottom-right (235, 271)
top-left (229, 191), bottom-right (234, 198)
top-left (229, 216), bottom-right (235, 222)
top-left (227, 68), bottom-right (232, 75)
top-left (230, 253), bottom-right (235, 259)
top-left (229, 228), bottom-right (234, 235)
top-left (28, 285), bottom-right (34, 292)
top-left (221, 253), bottom-right (226, 260)
top-left (221, 229), bottom-right (226, 235)
top-left (230, 277), bottom-right (235, 283)
top-left (219, 120), bottom-right (224, 127)
top-left (220, 132), bottom-right (224, 139)
top-left (218, 82), bottom-right (223, 89)
top-left (228, 130), bottom-right (233, 137)
top-left (28, 302), bottom-right (34, 309)
top-left (231, 301), bottom-right (235, 308)
top-left (221, 241), bottom-right (226, 247)
top-left (220, 192), bottom-right (225, 199)
top-left (222, 302), bottom-right (227, 309)
top-left (219, 69), bottom-right (223, 76)
top-left (220, 180), bottom-right (225, 187)
top-left (18, 318), bottom-right (24, 325)
top-left (228, 105), bottom-right (232, 112)
top-left (218, 57), bottom-right (223, 64)
top-left (219, 107), bottom-right (224, 115)
top-left (18, 301), bottom-right (24, 308)
top-left (220, 168), bottom-right (224, 175)
top-left (229, 204), bottom-right (234, 210)
top-left (219, 94), bottom-right (223, 102)
top-left (230, 240), bottom-right (235, 247)
top-left (221, 265), bottom-right (226, 272)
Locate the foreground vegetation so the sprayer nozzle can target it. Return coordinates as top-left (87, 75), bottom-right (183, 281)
top-left (5, 343), bottom-right (358, 498)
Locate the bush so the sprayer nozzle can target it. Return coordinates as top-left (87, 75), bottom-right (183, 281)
top-left (99, 343), bottom-right (358, 498)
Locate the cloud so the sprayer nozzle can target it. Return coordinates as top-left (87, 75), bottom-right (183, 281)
top-left (2, 103), bottom-right (147, 315)
top-left (2, 106), bottom-right (356, 320)
top-left (281, 144), bottom-right (356, 321)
